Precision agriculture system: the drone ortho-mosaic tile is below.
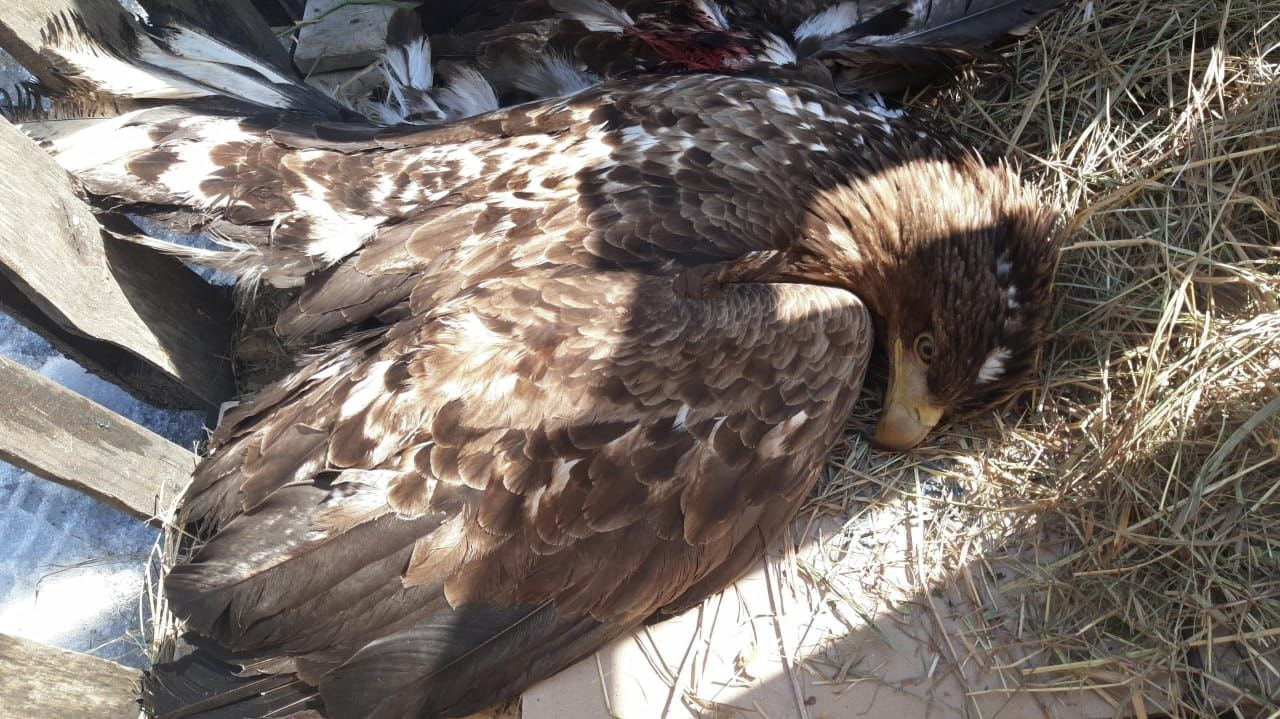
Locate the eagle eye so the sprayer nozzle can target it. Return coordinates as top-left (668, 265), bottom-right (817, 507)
top-left (914, 333), bottom-right (936, 364)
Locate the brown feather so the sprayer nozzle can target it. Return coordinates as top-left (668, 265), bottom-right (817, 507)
top-left (0, 5), bottom-right (1069, 717)
top-left (40, 72), bottom-right (1062, 718)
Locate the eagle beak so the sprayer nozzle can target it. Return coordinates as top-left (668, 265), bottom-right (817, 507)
top-left (873, 339), bottom-right (946, 451)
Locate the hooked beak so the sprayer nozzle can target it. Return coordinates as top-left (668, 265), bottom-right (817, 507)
top-left (872, 339), bottom-right (946, 451)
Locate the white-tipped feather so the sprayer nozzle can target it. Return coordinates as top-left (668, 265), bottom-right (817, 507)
top-left (138, 27), bottom-right (299, 109)
top-left (383, 35), bottom-right (434, 92)
top-left (29, 16), bottom-right (343, 116)
top-left (434, 67), bottom-right (499, 121)
top-left (43, 32), bottom-right (211, 101)
top-left (977, 347), bottom-right (1013, 383)
top-left (691, 0), bottom-right (731, 31)
top-left (794, 2), bottom-right (861, 42)
top-left (115, 230), bottom-right (277, 290)
top-left (548, 0), bottom-right (635, 33)
top-left (757, 33), bottom-right (799, 65)
top-left (153, 27), bottom-right (294, 84)
top-left (508, 54), bottom-right (601, 98)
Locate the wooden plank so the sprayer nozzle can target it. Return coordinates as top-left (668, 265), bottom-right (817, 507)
top-left (293, 0), bottom-right (396, 74)
top-left (0, 117), bottom-right (235, 409)
top-left (0, 355), bottom-right (197, 522)
top-left (0, 633), bottom-right (138, 719)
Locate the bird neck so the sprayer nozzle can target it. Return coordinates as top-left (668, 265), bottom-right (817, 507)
top-left (792, 183), bottom-right (909, 320)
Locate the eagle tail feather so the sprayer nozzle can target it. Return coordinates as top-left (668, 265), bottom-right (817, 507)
top-left (807, 0), bottom-right (1068, 92)
top-left (884, 0), bottom-right (1070, 47)
top-left (145, 650), bottom-right (321, 719)
top-left (14, 5), bottom-right (344, 119)
top-left (138, 25), bottom-right (345, 117)
top-left (107, 226), bottom-right (273, 292)
top-left (320, 603), bottom-right (613, 719)
top-left (22, 107), bottom-right (382, 288)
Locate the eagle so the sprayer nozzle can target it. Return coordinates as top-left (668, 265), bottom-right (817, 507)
top-left (14, 2), bottom-right (1063, 718)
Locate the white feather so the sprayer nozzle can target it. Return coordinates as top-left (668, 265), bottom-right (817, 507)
top-left (384, 36), bottom-right (434, 91)
top-left (794, 2), bottom-right (860, 41)
top-left (508, 54), bottom-right (601, 98)
top-left (113, 232), bottom-right (277, 288)
top-left (759, 410), bottom-right (808, 458)
top-left (339, 362), bottom-right (394, 419)
top-left (977, 347), bottom-right (1013, 384)
top-left (139, 27), bottom-right (297, 108)
top-left (549, 0), bottom-right (635, 33)
top-left (434, 67), bottom-right (499, 121)
top-left (358, 97), bottom-right (410, 125)
top-left (24, 111), bottom-right (157, 173)
top-left (692, 0), bottom-right (731, 30)
top-left (996, 251), bottom-right (1013, 279)
top-left (758, 33), bottom-right (799, 65)
top-left (1006, 285), bottom-right (1020, 310)
top-left (618, 125), bottom-right (659, 152)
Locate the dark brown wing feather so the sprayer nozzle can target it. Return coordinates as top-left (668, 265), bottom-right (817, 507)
top-left (36, 70), bottom-right (1058, 718)
top-left (810, 0), bottom-right (1067, 92)
top-left (168, 273), bottom-right (872, 718)
top-left (15, 8), bottom-right (1066, 716)
top-left (31, 73), bottom-right (909, 316)
top-left (141, 74), bottom-right (906, 719)
top-left (471, 0), bottom-right (1067, 97)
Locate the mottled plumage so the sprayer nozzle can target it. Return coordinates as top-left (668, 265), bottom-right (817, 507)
top-left (41, 73), bottom-right (1056, 718)
top-left (15, 3), bottom-right (1066, 718)
top-left (466, 0), bottom-right (1068, 104)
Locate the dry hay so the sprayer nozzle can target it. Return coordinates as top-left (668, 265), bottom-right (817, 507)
top-left (147, 1), bottom-right (1279, 717)
top-left (814, 1), bottom-right (1279, 716)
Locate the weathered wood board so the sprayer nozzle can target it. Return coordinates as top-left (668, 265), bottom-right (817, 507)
top-left (0, 633), bottom-right (139, 719)
top-left (293, 0), bottom-right (397, 74)
top-left (0, 355), bottom-right (197, 522)
top-left (0, 117), bottom-right (235, 409)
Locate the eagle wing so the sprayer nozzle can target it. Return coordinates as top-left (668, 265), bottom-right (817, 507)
top-left (166, 271), bottom-right (872, 718)
top-left (33, 75), bottom-right (890, 716)
top-left (29, 74), bottom-right (864, 295)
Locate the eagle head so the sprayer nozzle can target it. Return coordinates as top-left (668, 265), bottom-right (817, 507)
top-left (806, 154), bottom-right (1060, 450)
